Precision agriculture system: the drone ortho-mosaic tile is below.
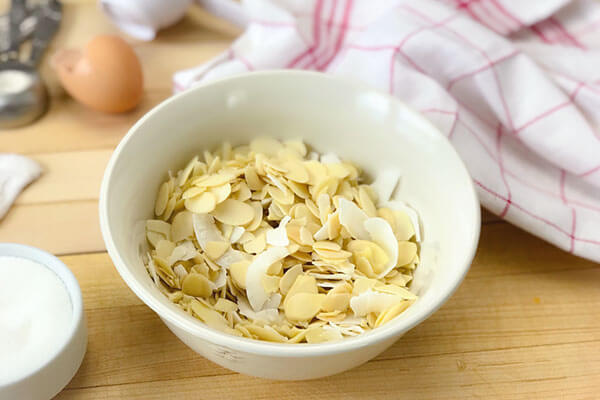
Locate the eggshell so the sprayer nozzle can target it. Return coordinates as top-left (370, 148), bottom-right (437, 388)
top-left (52, 35), bottom-right (143, 113)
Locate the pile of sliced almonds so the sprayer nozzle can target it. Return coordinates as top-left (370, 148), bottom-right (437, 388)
top-left (144, 138), bottom-right (421, 343)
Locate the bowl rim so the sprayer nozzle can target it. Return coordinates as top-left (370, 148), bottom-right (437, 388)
top-left (99, 70), bottom-right (481, 357)
top-left (0, 242), bottom-right (85, 387)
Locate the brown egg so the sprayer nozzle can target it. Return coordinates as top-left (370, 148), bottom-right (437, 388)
top-left (52, 35), bottom-right (143, 113)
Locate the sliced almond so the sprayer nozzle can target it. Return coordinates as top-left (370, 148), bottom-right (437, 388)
top-left (184, 192), bottom-right (216, 214)
top-left (250, 137), bottom-right (283, 156)
top-left (397, 241), bottom-right (418, 267)
top-left (282, 159), bottom-right (309, 183)
top-left (162, 196), bottom-right (177, 221)
top-left (232, 181), bottom-right (252, 201)
top-left (358, 186), bottom-right (377, 217)
top-left (305, 325), bottom-right (343, 343)
top-left (267, 185), bottom-right (294, 205)
top-left (155, 181), bottom-right (170, 216)
top-left (243, 232), bottom-right (266, 254)
top-left (304, 160), bottom-right (327, 186)
top-left (284, 274), bottom-right (318, 309)
top-left (244, 324), bottom-right (287, 343)
top-left (262, 275), bottom-right (281, 294)
top-left (285, 293), bottom-right (326, 322)
top-left (193, 171), bottom-right (235, 187)
top-left (279, 264), bottom-right (303, 295)
top-left (182, 273), bottom-right (213, 297)
top-left (299, 226), bottom-right (315, 246)
top-left (313, 240), bottom-right (341, 252)
top-left (146, 231), bottom-right (165, 248)
top-left (182, 186), bottom-right (206, 200)
top-left (374, 300), bottom-right (411, 327)
top-left (317, 193), bottom-right (331, 225)
top-left (190, 299), bottom-right (229, 330)
top-left (322, 292), bottom-right (351, 313)
top-left (214, 298), bottom-right (238, 313)
top-left (212, 199), bottom-right (255, 226)
top-left (177, 156), bottom-right (199, 187)
top-left (283, 139), bottom-right (307, 157)
top-left (205, 241), bottom-right (230, 260)
top-left (210, 183), bottom-right (232, 204)
top-left (155, 239), bottom-right (176, 258)
top-left (244, 166), bottom-right (264, 190)
top-left (170, 211), bottom-right (194, 242)
top-left (146, 220), bottom-right (171, 237)
top-left (230, 260), bottom-right (250, 289)
top-left (245, 201), bottom-right (264, 232)
top-left (285, 180), bottom-right (310, 199)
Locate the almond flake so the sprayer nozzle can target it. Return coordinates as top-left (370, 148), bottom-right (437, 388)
top-left (212, 199), bottom-right (255, 225)
top-left (210, 183), bottom-right (232, 203)
top-left (205, 241), bottom-right (230, 260)
top-left (244, 166), bottom-right (264, 190)
top-left (145, 139), bottom-right (421, 343)
top-left (182, 273), bottom-right (213, 297)
top-left (155, 182), bottom-right (170, 216)
top-left (185, 192), bottom-right (216, 214)
top-left (170, 211), bottom-right (194, 242)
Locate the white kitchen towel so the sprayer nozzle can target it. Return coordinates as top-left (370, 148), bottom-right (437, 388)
top-left (0, 154), bottom-right (42, 219)
top-left (104, 0), bottom-right (600, 263)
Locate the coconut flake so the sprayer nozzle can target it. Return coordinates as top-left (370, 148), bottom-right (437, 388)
top-left (230, 226), bottom-right (245, 243)
top-left (313, 222), bottom-right (328, 241)
top-left (212, 268), bottom-right (227, 289)
top-left (338, 198), bottom-right (370, 240)
top-left (384, 200), bottom-right (421, 242)
top-left (167, 240), bottom-right (197, 266)
top-left (146, 252), bottom-right (159, 286)
top-left (320, 152), bottom-right (342, 164)
top-left (192, 214), bottom-right (250, 269)
top-left (307, 151), bottom-right (319, 160)
top-left (328, 318), bottom-right (365, 336)
top-left (370, 169), bottom-right (401, 205)
top-left (217, 249), bottom-right (250, 268)
top-left (173, 264), bottom-right (188, 280)
top-left (350, 290), bottom-right (403, 317)
top-left (238, 297), bottom-right (282, 323)
top-left (264, 293), bottom-right (282, 309)
top-left (266, 215), bottom-right (291, 246)
top-left (266, 173), bottom-right (287, 192)
top-left (246, 246), bottom-right (289, 311)
top-left (338, 325), bottom-right (365, 336)
top-left (193, 214), bottom-right (224, 246)
top-left (364, 217), bottom-right (399, 278)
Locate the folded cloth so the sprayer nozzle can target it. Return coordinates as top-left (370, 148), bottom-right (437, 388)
top-left (104, 0), bottom-right (600, 262)
top-left (0, 154), bottom-right (42, 219)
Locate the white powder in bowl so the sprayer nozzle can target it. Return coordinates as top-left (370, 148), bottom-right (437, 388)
top-left (0, 256), bottom-right (73, 386)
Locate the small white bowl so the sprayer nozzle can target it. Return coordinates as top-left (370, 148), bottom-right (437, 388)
top-left (99, 71), bottom-right (480, 380)
top-left (0, 243), bottom-right (87, 399)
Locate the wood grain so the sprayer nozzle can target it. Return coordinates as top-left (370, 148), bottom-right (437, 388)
top-left (16, 150), bottom-right (112, 205)
top-left (0, 201), bottom-right (103, 255)
top-left (0, 1), bottom-right (597, 399)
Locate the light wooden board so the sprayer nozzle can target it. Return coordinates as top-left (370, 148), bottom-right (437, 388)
top-left (0, 1), bottom-right (597, 399)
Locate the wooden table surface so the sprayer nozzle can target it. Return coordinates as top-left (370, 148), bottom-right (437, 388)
top-left (1, 1), bottom-right (598, 399)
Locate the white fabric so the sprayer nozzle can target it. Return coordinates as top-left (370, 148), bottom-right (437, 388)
top-left (103, 0), bottom-right (600, 263)
top-left (0, 154), bottom-right (42, 219)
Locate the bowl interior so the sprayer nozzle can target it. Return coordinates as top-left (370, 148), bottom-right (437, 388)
top-left (101, 71), bottom-right (479, 353)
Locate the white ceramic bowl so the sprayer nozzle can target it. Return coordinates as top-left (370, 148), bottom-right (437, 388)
top-left (0, 243), bottom-right (87, 399)
top-left (99, 71), bottom-right (480, 380)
